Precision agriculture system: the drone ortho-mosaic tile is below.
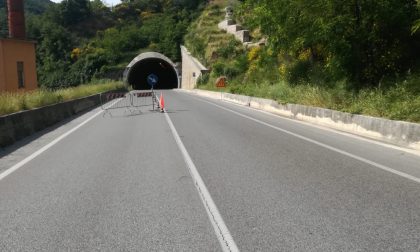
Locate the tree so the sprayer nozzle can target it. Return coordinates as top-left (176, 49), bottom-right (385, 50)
top-left (242, 0), bottom-right (420, 88)
top-left (59, 0), bottom-right (91, 26)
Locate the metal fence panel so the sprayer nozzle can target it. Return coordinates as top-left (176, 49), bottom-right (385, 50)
top-left (100, 91), bottom-right (160, 114)
top-left (100, 92), bottom-right (131, 110)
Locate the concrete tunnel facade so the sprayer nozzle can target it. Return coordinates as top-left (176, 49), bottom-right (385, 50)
top-left (123, 52), bottom-right (180, 90)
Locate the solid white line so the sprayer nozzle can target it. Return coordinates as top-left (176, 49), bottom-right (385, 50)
top-left (192, 96), bottom-right (420, 185)
top-left (164, 111), bottom-right (239, 252)
top-left (177, 89), bottom-right (420, 157)
top-left (0, 99), bottom-right (121, 182)
top-left (224, 97), bottom-right (420, 157)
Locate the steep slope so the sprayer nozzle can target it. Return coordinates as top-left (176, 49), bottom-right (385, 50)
top-left (184, 0), bottom-right (420, 123)
top-left (184, 0), bottom-right (247, 86)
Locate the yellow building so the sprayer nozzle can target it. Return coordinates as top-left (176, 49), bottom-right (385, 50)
top-left (0, 38), bottom-right (38, 91)
top-left (0, 0), bottom-right (38, 92)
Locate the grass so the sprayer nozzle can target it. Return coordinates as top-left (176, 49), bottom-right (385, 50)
top-left (184, 1), bottom-right (241, 65)
top-left (0, 80), bottom-right (126, 116)
top-left (199, 76), bottom-right (420, 123)
top-left (187, 0), bottom-right (420, 123)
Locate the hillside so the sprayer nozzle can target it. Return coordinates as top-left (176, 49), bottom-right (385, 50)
top-left (0, 0), bottom-right (53, 37)
top-left (0, 0), bottom-right (52, 15)
top-left (184, 0), bottom-right (420, 123)
top-left (1, 0), bottom-right (206, 88)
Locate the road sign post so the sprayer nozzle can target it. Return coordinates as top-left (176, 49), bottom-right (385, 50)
top-left (147, 74), bottom-right (158, 89)
top-left (216, 76), bottom-right (227, 100)
top-left (147, 74), bottom-right (159, 110)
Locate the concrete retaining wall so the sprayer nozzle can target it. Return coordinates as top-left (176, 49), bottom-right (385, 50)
top-left (218, 21), bottom-right (251, 43)
top-left (0, 94), bottom-right (102, 148)
top-left (180, 46), bottom-right (209, 90)
top-left (182, 89), bottom-right (420, 151)
top-left (218, 20), bottom-right (235, 30)
top-left (234, 30), bottom-right (250, 43)
top-left (227, 24), bottom-right (242, 33)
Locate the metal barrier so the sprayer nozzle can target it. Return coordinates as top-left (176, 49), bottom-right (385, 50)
top-left (100, 92), bottom-right (131, 111)
top-left (130, 91), bottom-right (156, 110)
top-left (100, 90), bottom-right (160, 115)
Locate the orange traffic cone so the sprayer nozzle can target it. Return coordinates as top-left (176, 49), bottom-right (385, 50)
top-left (159, 92), bottom-right (165, 113)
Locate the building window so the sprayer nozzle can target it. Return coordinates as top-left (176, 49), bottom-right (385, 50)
top-left (17, 61), bottom-right (25, 88)
top-left (192, 72), bottom-right (196, 77)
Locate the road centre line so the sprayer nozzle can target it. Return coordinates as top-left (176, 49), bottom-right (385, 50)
top-left (191, 95), bottom-right (420, 185)
top-left (164, 111), bottom-right (239, 252)
top-left (0, 99), bottom-right (121, 182)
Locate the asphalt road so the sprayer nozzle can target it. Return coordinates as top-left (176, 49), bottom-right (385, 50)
top-left (1, 90), bottom-right (420, 251)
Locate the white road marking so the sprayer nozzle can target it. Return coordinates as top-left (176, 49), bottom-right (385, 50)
top-left (222, 96), bottom-right (420, 157)
top-left (164, 110), bottom-right (239, 252)
top-left (193, 96), bottom-right (420, 185)
top-left (177, 89), bottom-right (420, 157)
top-left (0, 99), bottom-right (121, 181)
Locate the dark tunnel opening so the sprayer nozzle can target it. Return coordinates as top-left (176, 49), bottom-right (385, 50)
top-left (127, 58), bottom-right (178, 90)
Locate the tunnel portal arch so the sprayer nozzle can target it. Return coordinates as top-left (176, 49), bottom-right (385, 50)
top-left (123, 52), bottom-right (179, 90)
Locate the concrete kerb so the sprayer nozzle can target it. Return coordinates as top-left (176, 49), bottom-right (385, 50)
top-left (180, 89), bottom-right (420, 151)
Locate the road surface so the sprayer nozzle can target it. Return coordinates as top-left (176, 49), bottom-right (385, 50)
top-left (1, 90), bottom-right (420, 251)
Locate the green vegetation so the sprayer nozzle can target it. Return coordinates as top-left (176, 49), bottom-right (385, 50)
top-left (200, 76), bottom-right (420, 122)
top-left (185, 0), bottom-right (420, 123)
top-left (0, 0), bottom-right (53, 37)
top-left (0, 0), bottom-right (205, 115)
top-left (0, 81), bottom-right (125, 116)
top-left (1, 0), bottom-right (205, 88)
top-left (1, 0), bottom-right (419, 122)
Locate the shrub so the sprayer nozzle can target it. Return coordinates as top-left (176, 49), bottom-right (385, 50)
top-left (197, 73), bottom-right (210, 87)
top-left (216, 38), bottom-right (239, 59)
top-left (286, 60), bottom-right (311, 85)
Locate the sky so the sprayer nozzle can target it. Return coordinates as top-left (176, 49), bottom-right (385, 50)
top-left (50, 0), bottom-right (122, 6)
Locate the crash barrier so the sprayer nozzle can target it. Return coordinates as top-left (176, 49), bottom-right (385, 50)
top-left (100, 91), bottom-right (160, 114)
top-left (1, 94), bottom-right (102, 148)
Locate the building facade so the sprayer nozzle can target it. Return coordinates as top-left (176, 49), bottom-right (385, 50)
top-left (0, 0), bottom-right (38, 92)
top-left (0, 38), bottom-right (38, 91)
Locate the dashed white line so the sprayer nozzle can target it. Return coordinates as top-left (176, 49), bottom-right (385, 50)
top-left (164, 110), bottom-right (239, 252)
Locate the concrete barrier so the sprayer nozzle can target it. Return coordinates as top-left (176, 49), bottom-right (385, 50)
top-left (180, 46), bottom-right (209, 89)
top-left (181, 89), bottom-right (420, 151)
top-left (0, 94), bottom-right (102, 148)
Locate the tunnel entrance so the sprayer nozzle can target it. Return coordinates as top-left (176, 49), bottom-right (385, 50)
top-left (124, 52), bottom-right (179, 90)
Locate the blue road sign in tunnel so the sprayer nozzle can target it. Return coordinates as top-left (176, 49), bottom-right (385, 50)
top-left (124, 52), bottom-right (179, 90)
top-left (147, 74), bottom-right (159, 88)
